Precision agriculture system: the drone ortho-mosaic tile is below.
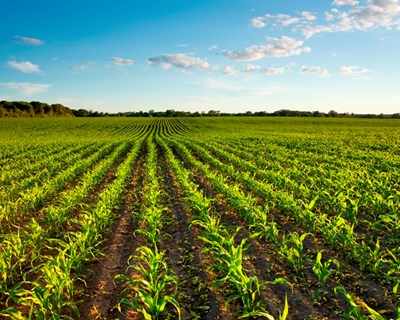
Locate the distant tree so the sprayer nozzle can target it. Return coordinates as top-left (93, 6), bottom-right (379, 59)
top-left (253, 111), bottom-right (267, 116)
top-left (73, 109), bottom-right (89, 117)
top-left (51, 103), bottom-right (73, 116)
top-left (207, 110), bottom-right (220, 116)
top-left (328, 110), bottom-right (338, 117)
top-left (0, 107), bottom-right (7, 118)
top-left (31, 101), bottom-right (45, 117)
top-left (166, 109), bottom-right (176, 117)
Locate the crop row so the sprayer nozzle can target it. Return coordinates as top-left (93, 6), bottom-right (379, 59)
top-left (166, 136), bottom-right (398, 318)
top-left (0, 117), bottom-right (398, 319)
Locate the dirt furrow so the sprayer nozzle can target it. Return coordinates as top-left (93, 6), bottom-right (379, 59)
top-left (157, 141), bottom-right (224, 320)
top-left (76, 142), bottom-right (147, 320)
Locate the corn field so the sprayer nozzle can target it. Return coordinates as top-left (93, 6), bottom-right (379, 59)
top-left (0, 117), bottom-right (399, 319)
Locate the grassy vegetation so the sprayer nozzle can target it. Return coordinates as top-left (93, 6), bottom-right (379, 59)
top-left (0, 117), bottom-right (399, 319)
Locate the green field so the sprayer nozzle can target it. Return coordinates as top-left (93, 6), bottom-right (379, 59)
top-left (0, 117), bottom-right (399, 319)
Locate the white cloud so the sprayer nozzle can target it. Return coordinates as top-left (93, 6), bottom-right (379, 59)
top-left (301, 24), bottom-right (337, 38)
top-left (0, 96), bottom-right (11, 100)
top-left (339, 65), bottom-right (370, 74)
top-left (14, 36), bottom-right (44, 46)
top-left (325, 11), bottom-right (336, 21)
top-left (148, 54), bottom-right (209, 70)
top-left (301, 11), bottom-right (317, 21)
top-left (208, 44), bottom-right (218, 50)
top-left (251, 17), bottom-right (267, 28)
top-left (300, 66), bottom-right (331, 77)
top-left (111, 56), bottom-right (134, 66)
top-left (8, 60), bottom-right (41, 74)
top-left (265, 67), bottom-right (286, 75)
top-left (333, 0), bottom-right (359, 6)
top-left (253, 0), bottom-right (400, 39)
top-left (269, 14), bottom-right (300, 26)
top-left (371, 0), bottom-right (400, 12)
top-left (1, 82), bottom-right (51, 95)
top-left (223, 36), bottom-right (311, 61)
top-left (223, 66), bottom-right (240, 76)
top-left (243, 64), bottom-right (261, 73)
top-left (251, 13), bottom-right (300, 28)
top-left (302, 0), bottom-right (400, 38)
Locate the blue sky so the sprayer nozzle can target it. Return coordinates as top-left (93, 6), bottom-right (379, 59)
top-left (1, 0), bottom-right (400, 114)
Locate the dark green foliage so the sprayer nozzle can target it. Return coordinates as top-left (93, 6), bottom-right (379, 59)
top-left (0, 101), bottom-right (74, 118)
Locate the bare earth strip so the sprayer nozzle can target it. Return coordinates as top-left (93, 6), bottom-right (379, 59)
top-left (77, 143), bottom-right (147, 320)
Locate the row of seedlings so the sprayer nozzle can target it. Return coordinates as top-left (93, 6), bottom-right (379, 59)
top-left (191, 138), bottom-right (399, 302)
top-left (0, 142), bottom-right (88, 186)
top-left (116, 136), bottom-right (181, 319)
top-left (1, 143), bottom-right (99, 209)
top-left (0, 142), bottom-right (117, 228)
top-left (176, 138), bottom-right (398, 318)
top-left (0, 142), bottom-right (131, 298)
top-left (158, 136), bottom-right (288, 319)
top-left (0, 140), bottom-right (142, 319)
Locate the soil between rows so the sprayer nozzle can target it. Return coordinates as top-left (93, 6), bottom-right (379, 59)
top-left (76, 142), bottom-right (147, 320)
top-left (156, 141), bottom-right (223, 320)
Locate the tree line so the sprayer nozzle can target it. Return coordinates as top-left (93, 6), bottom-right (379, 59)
top-left (72, 108), bottom-right (400, 118)
top-left (0, 101), bottom-right (74, 118)
top-left (1, 101), bottom-right (399, 119)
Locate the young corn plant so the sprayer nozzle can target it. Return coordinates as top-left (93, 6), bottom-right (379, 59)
top-left (312, 251), bottom-right (339, 287)
top-left (199, 226), bottom-right (286, 319)
top-left (278, 232), bottom-right (310, 275)
top-left (117, 246), bottom-right (181, 320)
top-left (264, 221), bottom-right (280, 245)
top-left (3, 251), bottom-right (78, 320)
top-left (356, 239), bottom-right (384, 275)
top-left (385, 248), bottom-right (400, 297)
top-left (334, 286), bottom-right (386, 320)
top-left (0, 230), bottom-right (28, 292)
top-left (279, 295), bottom-right (289, 320)
top-left (117, 138), bottom-right (180, 319)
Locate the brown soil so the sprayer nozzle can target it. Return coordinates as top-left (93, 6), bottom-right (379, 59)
top-left (157, 142), bottom-right (224, 320)
top-left (76, 143), bottom-right (147, 320)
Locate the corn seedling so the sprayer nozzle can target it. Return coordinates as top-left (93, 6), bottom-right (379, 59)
top-left (335, 286), bottom-right (386, 320)
top-left (279, 232), bottom-right (310, 274)
top-left (117, 246), bottom-right (181, 320)
top-left (312, 251), bottom-right (339, 287)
